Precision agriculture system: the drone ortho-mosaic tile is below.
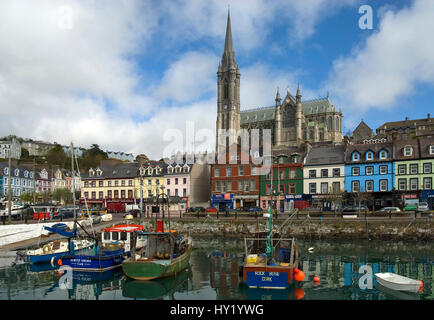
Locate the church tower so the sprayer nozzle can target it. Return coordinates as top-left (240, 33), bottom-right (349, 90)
top-left (216, 10), bottom-right (241, 154)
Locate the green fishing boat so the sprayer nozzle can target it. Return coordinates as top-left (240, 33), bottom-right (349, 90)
top-left (122, 230), bottom-right (192, 281)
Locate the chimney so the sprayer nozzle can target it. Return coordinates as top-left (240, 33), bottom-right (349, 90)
top-left (428, 113), bottom-right (431, 119)
top-left (405, 116), bottom-right (408, 121)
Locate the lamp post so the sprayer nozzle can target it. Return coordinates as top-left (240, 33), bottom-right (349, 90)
top-left (139, 175), bottom-right (143, 223)
top-left (7, 147), bottom-right (12, 224)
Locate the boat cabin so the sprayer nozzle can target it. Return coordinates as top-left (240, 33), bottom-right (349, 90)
top-left (133, 231), bottom-right (189, 261)
top-left (31, 205), bottom-right (60, 220)
top-left (101, 224), bottom-right (145, 253)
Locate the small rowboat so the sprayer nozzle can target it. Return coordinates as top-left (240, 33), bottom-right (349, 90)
top-left (374, 273), bottom-right (423, 293)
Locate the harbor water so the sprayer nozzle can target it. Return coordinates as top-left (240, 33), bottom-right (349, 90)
top-left (0, 238), bottom-right (432, 300)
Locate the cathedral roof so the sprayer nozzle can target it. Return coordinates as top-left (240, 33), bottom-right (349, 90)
top-left (239, 97), bottom-right (339, 125)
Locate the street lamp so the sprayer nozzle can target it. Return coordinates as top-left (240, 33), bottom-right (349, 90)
top-left (139, 175), bottom-right (144, 222)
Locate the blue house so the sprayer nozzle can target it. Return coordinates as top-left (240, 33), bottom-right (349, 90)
top-left (0, 163), bottom-right (35, 199)
top-left (344, 142), bottom-right (395, 208)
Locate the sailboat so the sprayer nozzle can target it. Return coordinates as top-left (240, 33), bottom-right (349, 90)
top-left (241, 156), bottom-right (300, 289)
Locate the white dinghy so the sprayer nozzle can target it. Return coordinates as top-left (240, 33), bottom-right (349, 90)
top-left (375, 272), bottom-right (423, 293)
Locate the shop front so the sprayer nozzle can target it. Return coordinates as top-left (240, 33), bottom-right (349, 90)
top-left (284, 194), bottom-right (312, 211)
top-left (234, 195), bottom-right (259, 210)
top-left (211, 194), bottom-right (234, 212)
top-left (421, 190), bottom-right (434, 210)
top-left (106, 198), bottom-right (135, 213)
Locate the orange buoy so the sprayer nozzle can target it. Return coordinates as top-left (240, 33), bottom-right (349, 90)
top-left (58, 270), bottom-right (63, 276)
top-left (293, 287), bottom-right (305, 300)
top-left (293, 268), bottom-right (300, 273)
top-left (58, 259), bottom-right (63, 266)
top-left (313, 276), bottom-right (320, 283)
top-left (294, 270), bottom-right (305, 282)
top-left (418, 280), bottom-right (423, 293)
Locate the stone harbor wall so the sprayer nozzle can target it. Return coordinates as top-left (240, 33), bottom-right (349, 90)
top-left (141, 219), bottom-right (433, 241)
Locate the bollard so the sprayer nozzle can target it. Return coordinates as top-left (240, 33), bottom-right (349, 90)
top-left (180, 210), bottom-right (182, 219)
top-left (217, 211), bottom-right (219, 219)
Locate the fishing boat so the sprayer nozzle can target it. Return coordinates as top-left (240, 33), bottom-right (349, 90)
top-left (122, 221), bottom-right (192, 281)
top-left (374, 272), bottom-right (423, 293)
top-left (17, 237), bottom-right (94, 264)
top-left (241, 166), bottom-right (300, 290)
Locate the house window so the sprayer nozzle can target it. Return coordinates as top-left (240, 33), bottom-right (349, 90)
top-left (309, 183), bottom-right (316, 194)
top-left (266, 184), bottom-right (272, 195)
top-left (167, 179), bottom-right (170, 185)
top-left (114, 190), bottom-right (119, 198)
top-left (244, 180), bottom-right (249, 192)
top-left (403, 146), bottom-right (413, 156)
top-left (379, 166), bottom-right (388, 174)
top-left (430, 145), bottom-right (434, 155)
top-left (183, 188), bottom-right (187, 197)
top-left (227, 167), bottom-right (232, 177)
top-left (321, 182), bottom-right (329, 194)
top-left (398, 179), bottom-right (407, 191)
top-left (99, 191), bottom-right (103, 199)
top-left (183, 178), bottom-right (187, 184)
top-left (84, 181), bottom-right (89, 188)
top-left (214, 168), bottom-right (220, 177)
top-left (321, 169), bottom-right (328, 178)
top-left (410, 164), bottom-right (418, 174)
top-left (250, 180), bottom-right (256, 191)
top-left (279, 184), bottom-right (285, 194)
top-left (215, 181), bottom-right (221, 192)
top-left (175, 178), bottom-right (178, 185)
top-left (352, 167), bottom-right (360, 176)
top-left (91, 191), bottom-right (96, 199)
top-left (107, 190), bottom-right (112, 198)
top-left (366, 166), bottom-right (374, 175)
top-left (121, 180), bottom-right (125, 186)
top-left (352, 181), bottom-right (360, 192)
top-left (424, 177), bottom-right (432, 190)
top-left (108, 181), bottom-right (112, 187)
top-left (237, 180), bottom-right (242, 191)
top-left (84, 192), bottom-right (89, 199)
top-left (226, 181), bottom-right (232, 191)
top-left (148, 190), bottom-right (152, 197)
top-left (379, 179), bottom-right (388, 191)
top-left (129, 180), bottom-right (133, 186)
top-left (352, 152), bottom-right (360, 161)
top-left (279, 169), bottom-right (285, 179)
top-left (239, 166), bottom-right (244, 176)
top-left (309, 170), bottom-right (316, 178)
top-left (167, 189), bottom-right (171, 197)
top-left (99, 181), bottom-right (103, 187)
top-left (115, 180), bottom-right (119, 186)
top-left (423, 163), bottom-right (432, 174)
top-left (333, 168), bottom-right (340, 177)
top-left (365, 180), bottom-right (374, 192)
top-left (409, 178), bottom-right (418, 190)
top-left (332, 182), bottom-right (340, 193)
top-left (289, 170), bottom-right (296, 179)
top-left (366, 152), bottom-right (373, 161)
top-left (379, 150), bottom-right (387, 160)
top-left (128, 190), bottom-right (133, 198)
top-left (398, 165), bottom-right (406, 175)
top-left (121, 190), bottom-right (125, 198)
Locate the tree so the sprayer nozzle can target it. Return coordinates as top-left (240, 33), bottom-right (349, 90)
top-left (21, 147), bottom-right (30, 159)
top-left (52, 188), bottom-right (73, 205)
top-left (38, 191), bottom-right (53, 203)
top-left (46, 144), bottom-right (67, 166)
top-left (79, 144), bottom-right (108, 171)
top-left (20, 192), bottom-right (34, 203)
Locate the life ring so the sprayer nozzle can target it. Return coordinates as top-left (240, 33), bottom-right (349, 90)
top-left (42, 244), bottom-right (52, 253)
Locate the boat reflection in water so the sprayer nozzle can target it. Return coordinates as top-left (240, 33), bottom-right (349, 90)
top-left (239, 282), bottom-right (305, 300)
top-left (122, 268), bottom-right (191, 300)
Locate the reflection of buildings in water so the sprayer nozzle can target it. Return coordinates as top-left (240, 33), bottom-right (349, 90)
top-left (189, 250), bottom-right (211, 290)
top-left (209, 252), bottom-right (241, 300)
top-left (297, 255), bottom-right (433, 299)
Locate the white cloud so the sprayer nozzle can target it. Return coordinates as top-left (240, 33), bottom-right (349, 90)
top-left (0, 0), bottom-right (359, 160)
top-left (327, 0), bottom-right (434, 126)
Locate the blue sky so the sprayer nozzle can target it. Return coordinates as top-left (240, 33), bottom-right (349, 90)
top-left (0, 0), bottom-right (433, 159)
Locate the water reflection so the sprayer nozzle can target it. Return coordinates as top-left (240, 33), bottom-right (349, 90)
top-left (0, 239), bottom-right (432, 300)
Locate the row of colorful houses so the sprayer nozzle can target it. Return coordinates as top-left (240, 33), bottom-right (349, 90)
top-left (210, 136), bottom-right (434, 211)
top-left (79, 159), bottom-right (210, 213)
top-left (0, 162), bottom-right (81, 199)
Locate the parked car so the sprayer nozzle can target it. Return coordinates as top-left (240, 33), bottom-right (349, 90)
top-left (124, 209), bottom-right (141, 218)
top-left (187, 207), bottom-right (205, 213)
top-left (205, 207), bottom-right (218, 213)
top-left (377, 207), bottom-right (401, 213)
top-left (417, 202), bottom-right (429, 212)
top-left (248, 206), bottom-right (264, 213)
top-left (234, 207), bottom-right (249, 212)
top-left (54, 208), bottom-right (77, 219)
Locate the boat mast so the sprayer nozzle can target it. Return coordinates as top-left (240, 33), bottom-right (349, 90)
top-left (71, 142), bottom-right (76, 221)
top-left (266, 147), bottom-right (274, 260)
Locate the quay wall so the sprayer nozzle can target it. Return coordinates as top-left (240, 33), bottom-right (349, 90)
top-left (141, 219), bottom-right (433, 241)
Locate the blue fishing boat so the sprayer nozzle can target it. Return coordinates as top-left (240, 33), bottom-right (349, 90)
top-left (17, 225), bottom-right (95, 264)
top-left (57, 221), bottom-right (127, 272)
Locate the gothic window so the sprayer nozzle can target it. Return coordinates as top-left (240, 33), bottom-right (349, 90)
top-left (328, 117), bottom-right (333, 130)
top-left (226, 113), bottom-right (230, 129)
top-left (221, 114), bottom-right (225, 129)
top-left (336, 117), bottom-right (340, 131)
top-left (224, 80), bottom-right (229, 99)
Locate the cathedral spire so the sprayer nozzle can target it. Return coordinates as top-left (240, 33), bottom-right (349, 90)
top-left (222, 8), bottom-right (237, 69)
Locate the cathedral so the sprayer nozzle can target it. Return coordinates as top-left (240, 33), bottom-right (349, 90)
top-left (216, 11), bottom-right (343, 155)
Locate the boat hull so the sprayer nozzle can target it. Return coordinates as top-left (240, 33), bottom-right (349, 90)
top-left (243, 265), bottom-right (295, 289)
top-left (26, 246), bottom-right (93, 264)
top-left (61, 249), bottom-right (125, 272)
top-left (374, 273), bottom-right (421, 293)
top-left (122, 250), bottom-right (191, 281)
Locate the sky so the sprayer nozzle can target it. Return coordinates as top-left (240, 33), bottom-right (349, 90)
top-left (0, 0), bottom-right (433, 160)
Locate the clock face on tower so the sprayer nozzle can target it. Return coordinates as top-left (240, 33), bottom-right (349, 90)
top-left (224, 105), bottom-right (228, 110)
